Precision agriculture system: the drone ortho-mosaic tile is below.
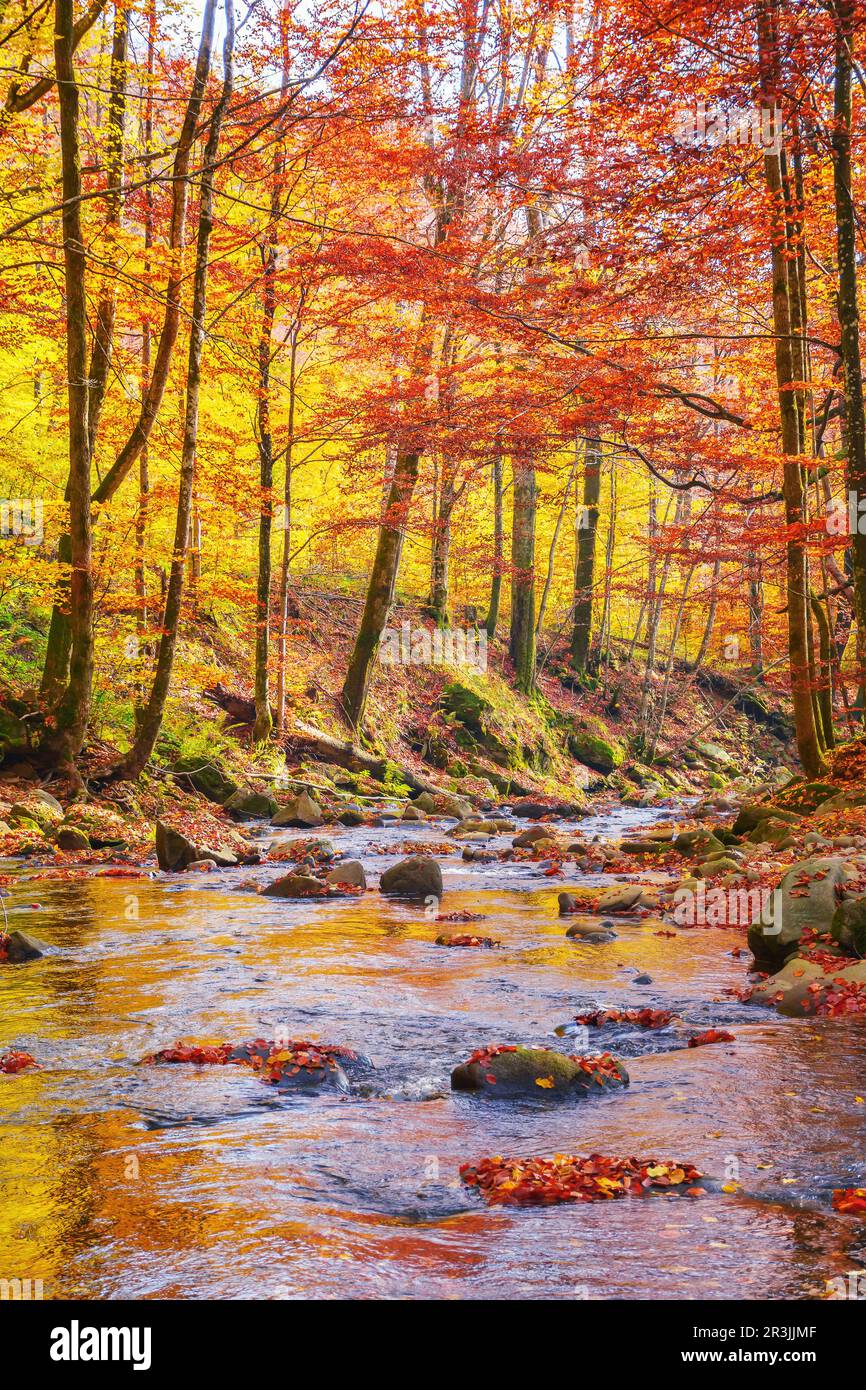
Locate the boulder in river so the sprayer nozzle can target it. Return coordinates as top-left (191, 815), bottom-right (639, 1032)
top-left (261, 873), bottom-right (329, 898)
top-left (155, 821), bottom-right (198, 872)
top-left (451, 1044), bottom-right (629, 1098)
top-left (565, 919), bottom-right (617, 942)
top-left (749, 956), bottom-right (866, 1017)
top-left (747, 856), bottom-right (847, 972)
top-left (326, 860), bottom-right (367, 890)
top-left (224, 787), bottom-right (279, 820)
top-left (513, 825), bottom-right (552, 848)
top-left (596, 884), bottom-right (644, 914)
top-left (271, 791), bottom-right (323, 827)
top-left (831, 897), bottom-right (866, 956)
top-left (54, 825), bottom-right (90, 852)
top-left (155, 822), bottom-right (239, 872)
top-left (2, 929), bottom-right (48, 963)
top-left (379, 856), bottom-right (443, 900)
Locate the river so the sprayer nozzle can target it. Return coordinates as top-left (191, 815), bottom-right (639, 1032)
top-left (1, 803), bottom-right (865, 1299)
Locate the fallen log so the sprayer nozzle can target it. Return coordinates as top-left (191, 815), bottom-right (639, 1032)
top-left (201, 685), bottom-right (439, 795)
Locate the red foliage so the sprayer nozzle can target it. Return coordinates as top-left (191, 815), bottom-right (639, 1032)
top-left (142, 1037), bottom-right (358, 1086)
top-left (687, 1030), bottom-right (736, 1047)
top-left (574, 1008), bottom-right (676, 1029)
top-left (435, 934), bottom-right (501, 948)
top-left (0, 933), bottom-right (8, 963)
top-left (460, 1152), bottom-right (705, 1206)
top-left (832, 1188), bottom-right (866, 1214)
top-left (0, 1050), bottom-right (38, 1074)
top-left (436, 911), bottom-right (486, 923)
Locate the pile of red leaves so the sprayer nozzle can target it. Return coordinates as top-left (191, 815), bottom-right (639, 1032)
top-left (809, 978), bottom-right (866, 1017)
top-left (435, 934), bottom-right (501, 948)
top-left (461, 1152), bottom-right (706, 1206)
top-left (0, 933), bottom-right (9, 964)
top-left (144, 1043), bottom-right (236, 1065)
top-left (0, 1050), bottom-right (38, 1074)
top-left (832, 1188), bottom-right (866, 1214)
top-left (143, 1037), bottom-right (357, 1085)
top-left (574, 1008), bottom-right (676, 1029)
top-left (436, 911), bottom-right (486, 923)
top-left (687, 1030), bottom-right (736, 1047)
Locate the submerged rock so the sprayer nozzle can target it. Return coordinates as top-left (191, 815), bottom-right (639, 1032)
top-left (451, 1044), bottom-right (629, 1098)
top-left (379, 856), bottom-right (443, 899)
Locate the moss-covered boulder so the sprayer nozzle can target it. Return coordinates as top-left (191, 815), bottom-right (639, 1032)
top-left (223, 787), bottom-right (278, 820)
top-left (673, 829), bottom-right (725, 858)
top-left (564, 716), bottom-right (626, 775)
top-left (439, 674), bottom-right (559, 772)
top-left (59, 803), bottom-right (129, 848)
top-left (173, 757), bottom-right (239, 805)
top-left (451, 1045), bottom-right (629, 1098)
top-left (831, 898), bottom-right (866, 957)
top-left (9, 798), bottom-right (62, 832)
top-left (747, 856), bottom-right (847, 972)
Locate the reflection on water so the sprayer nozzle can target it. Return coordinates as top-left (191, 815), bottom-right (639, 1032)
top-left (2, 807), bottom-right (866, 1299)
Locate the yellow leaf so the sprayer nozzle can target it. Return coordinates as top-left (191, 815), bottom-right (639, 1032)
top-left (535, 1075), bottom-right (555, 1088)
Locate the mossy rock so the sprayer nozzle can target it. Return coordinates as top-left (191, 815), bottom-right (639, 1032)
top-left (773, 780), bottom-right (841, 813)
top-left (673, 829), bottom-right (725, 858)
top-left (223, 787), bottom-right (279, 820)
top-left (831, 898), bottom-right (866, 957)
top-left (9, 799), bottom-right (61, 832)
top-left (440, 675), bottom-right (558, 772)
top-left (173, 757), bottom-right (239, 805)
top-left (566, 721), bottom-right (626, 775)
top-left (450, 1045), bottom-right (629, 1099)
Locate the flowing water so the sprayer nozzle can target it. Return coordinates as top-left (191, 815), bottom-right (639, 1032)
top-left (2, 804), bottom-right (865, 1300)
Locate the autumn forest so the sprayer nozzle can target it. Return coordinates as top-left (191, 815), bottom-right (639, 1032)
top-left (3, 0), bottom-right (866, 1314)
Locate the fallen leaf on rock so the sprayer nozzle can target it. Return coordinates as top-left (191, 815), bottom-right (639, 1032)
top-left (687, 1030), bottom-right (735, 1048)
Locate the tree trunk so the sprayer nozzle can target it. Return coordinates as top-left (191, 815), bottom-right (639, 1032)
top-left (40, 0), bottom-right (218, 700)
top-left (570, 437), bottom-right (601, 671)
top-left (757, 0), bottom-right (827, 777)
top-left (430, 467), bottom-right (455, 626)
top-left (508, 440), bottom-right (537, 694)
top-left (113, 0), bottom-right (234, 781)
top-left (536, 439), bottom-right (580, 636)
top-left (810, 591), bottom-right (835, 749)
top-left (690, 558), bottom-right (721, 672)
top-left (831, 0), bottom-right (866, 691)
top-left (485, 444), bottom-right (503, 637)
top-left (340, 449), bottom-right (420, 727)
top-left (40, 0), bottom-right (94, 769)
top-left (86, 3), bottom-right (128, 455)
